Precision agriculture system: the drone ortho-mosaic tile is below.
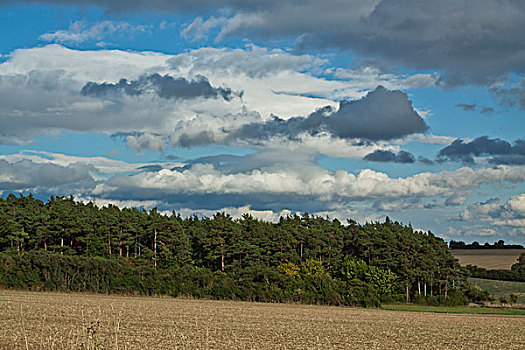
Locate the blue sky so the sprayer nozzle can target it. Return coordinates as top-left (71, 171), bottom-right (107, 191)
top-left (1, 0), bottom-right (524, 243)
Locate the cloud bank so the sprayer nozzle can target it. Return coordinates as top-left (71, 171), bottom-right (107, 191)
top-left (438, 136), bottom-right (525, 165)
top-left (2, 1), bottom-right (523, 85)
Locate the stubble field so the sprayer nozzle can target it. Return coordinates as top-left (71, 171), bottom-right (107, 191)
top-left (0, 290), bottom-right (524, 350)
top-left (451, 249), bottom-right (525, 270)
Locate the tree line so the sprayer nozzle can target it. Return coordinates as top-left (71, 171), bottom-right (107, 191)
top-left (449, 240), bottom-right (524, 250)
top-left (465, 254), bottom-right (525, 282)
top-left (0, 193), bottom-right (485, 306)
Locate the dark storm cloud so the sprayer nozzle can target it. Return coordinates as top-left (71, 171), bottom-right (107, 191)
top-left (81, 74), bottom-right (237, 101)
top-left (4, 1), bottom-right (524, 86)
top-left (438, 136), bottom-right (525, 164)
top-left (229, 86), bottom-right (427, 142)
top-left (363, 150), bottom-right (415, 163)
top-left (0, 159), bottom-right (95, 190)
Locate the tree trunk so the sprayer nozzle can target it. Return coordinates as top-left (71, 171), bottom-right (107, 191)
top-left (417, 275), bottom-right (421, 296)
top-left (300, 241), bottom-right (303, 259)
top-left (220, 242), bottom-right (225, 272)
top-left (119, 227), bottom-right (123, 257)
top-left (405, 282), bottom-right (410, 303)
top-left (424, 278), bottom-right (427, 297)
top-left (154, 229), bottom-right (157, 268)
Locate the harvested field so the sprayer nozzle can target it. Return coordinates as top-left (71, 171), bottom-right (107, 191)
top-left (451, 249), bottom-right (525, 270)
top-left (0, 290), bottom-right (524, 349)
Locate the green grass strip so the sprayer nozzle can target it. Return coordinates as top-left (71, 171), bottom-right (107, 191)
top-left (382, 304), bottom-right (525, 315)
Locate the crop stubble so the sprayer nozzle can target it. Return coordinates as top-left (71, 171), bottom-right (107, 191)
top-left (451, 249), bottom-right (525, 270)
top-left (0, 290), bottom-right (523, 349)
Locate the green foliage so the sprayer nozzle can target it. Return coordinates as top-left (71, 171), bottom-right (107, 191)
top-left (341, 256), bottom-right (398, 299)
top-left (382, 304), bottom-right (525, 315)
top-left (0, 193), bottom-right (475, 307)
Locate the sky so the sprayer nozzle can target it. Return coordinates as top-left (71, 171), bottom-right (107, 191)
top-left (0, 0), bottom-right (524, 244)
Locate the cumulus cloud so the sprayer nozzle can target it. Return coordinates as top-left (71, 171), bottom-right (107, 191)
top-left (6, 150), bottom-right (519, 212)
top-left (363, 150), bottom-right (415, 163)
top-left (81, 74), bottom-right (238, 101)
top-left (93, 157), bottom-right (525, 210)
top-left (438, 136), bottom-right (525, 164)
top-left (0, 159), bottom-right (95, 191)
top-left (227, 86), bottom-right (427, 144)
top-left (0, 45), bottom-right (433, 155)
top-left (459, 194), bottom-right (525, 229)
top-left (123, 133), bottom-right (169, 153)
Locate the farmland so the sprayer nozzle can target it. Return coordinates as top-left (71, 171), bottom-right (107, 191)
top-left (470, 278), bottom-right (525, 304)
top-left (1, 290), bottom-right (524, 349)
top-left (451, 249), bottom-right (525, 270)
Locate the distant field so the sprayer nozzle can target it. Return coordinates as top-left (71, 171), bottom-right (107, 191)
top-left (470, 278), bottom-right (525, 304)
top-left (1, 291), bottom-right (524, 349)
top-left (451, 249), bottom-right (525, 270)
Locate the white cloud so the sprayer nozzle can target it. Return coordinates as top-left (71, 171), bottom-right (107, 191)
top-left (506, 193), bottom-right (525, 215)
top-left (331, 66), bottom-right (437, 92)
top-left (175, 205), bottom-right (292, 222)
top-left (459, 194), bottom-right (525, 228)
top-left (95, 160), bottom-right (525, 202)
top-left (0, 44), bottom-right (442, 154)
top-left (76, 196), bottom-right (162, 210)
top-left (0, 150), bottom-right (183, 175)
top-left (39, 21), bottom-right (152, 45)
top-left (402, 133), bottom-right (457, 146)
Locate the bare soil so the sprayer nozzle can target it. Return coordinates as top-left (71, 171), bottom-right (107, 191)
top-left (0, 290), bottom-right (524, 349)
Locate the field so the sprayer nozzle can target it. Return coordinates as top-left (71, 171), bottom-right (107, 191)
top-left (1, 291), bottom-right (524, 349)
top-left (451, 249), bottom-right (525, 269)
top-left (470, 277), bottom-right (525, 304)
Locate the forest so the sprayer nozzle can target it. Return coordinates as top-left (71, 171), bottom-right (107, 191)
top-left (0, 193), bottom-right (489, 306)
